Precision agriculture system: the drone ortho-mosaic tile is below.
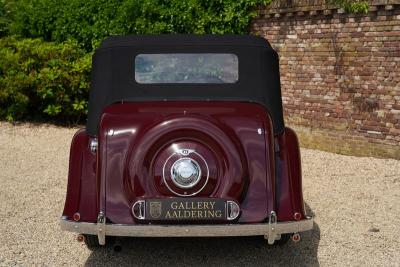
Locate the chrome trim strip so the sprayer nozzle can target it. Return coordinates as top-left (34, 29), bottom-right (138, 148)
top-left (60, 216), bottom-right (313, 240)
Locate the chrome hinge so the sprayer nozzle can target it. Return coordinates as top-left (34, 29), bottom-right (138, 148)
top-left (89, 138), bottom-right (98, 153)
top-left (267, 211), bottom-right (278, 245)
top-left (97, 211), bottom-right (106, 245)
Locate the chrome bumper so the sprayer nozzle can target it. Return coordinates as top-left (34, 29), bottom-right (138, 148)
top-left (60, 215), bottom-right (313, 245)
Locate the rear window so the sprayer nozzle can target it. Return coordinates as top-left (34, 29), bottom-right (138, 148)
top-left (135, 53), bottom-right (238, 84)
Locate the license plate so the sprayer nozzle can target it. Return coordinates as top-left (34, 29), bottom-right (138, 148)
top-left (145, 198), bottom-right (226, 221)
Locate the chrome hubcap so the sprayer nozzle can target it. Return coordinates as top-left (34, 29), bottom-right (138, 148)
top-left (170, 158), bottom-right (201, 188)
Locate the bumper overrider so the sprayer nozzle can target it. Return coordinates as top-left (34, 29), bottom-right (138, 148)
top-left (59, 213), bottom-right (313, 245)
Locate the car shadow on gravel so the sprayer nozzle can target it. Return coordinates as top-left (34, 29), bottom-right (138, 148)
top-left (85, 204), bottom-right (319, 267)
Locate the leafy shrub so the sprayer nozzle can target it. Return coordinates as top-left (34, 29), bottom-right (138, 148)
top-left (10, 0), bottom-right (271, 51)
top-left (0, 37), bottom-right (91, 122)
top-left (328, 0), bottom-right (369, 13)
top-left (0, 0), bottom-right (12, 37)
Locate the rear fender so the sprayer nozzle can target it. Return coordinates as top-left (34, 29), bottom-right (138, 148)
top-left (62, 129), bottom-right (98, 222)
top-left (275, 127), bottom-right (306, 221)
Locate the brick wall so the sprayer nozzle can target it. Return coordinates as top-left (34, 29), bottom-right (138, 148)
top-left (252, 0), bottom-right (400, 159)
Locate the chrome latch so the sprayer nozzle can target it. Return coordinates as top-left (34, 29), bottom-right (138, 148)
top-left (132, 200), bottom-right (146, 220)
top-left (97, 211), bottom-right (106, 245)
top-left (267, 211), bottom-right (277, 245)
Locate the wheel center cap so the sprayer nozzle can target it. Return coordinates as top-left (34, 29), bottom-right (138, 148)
top-left (171, 158), bottom-right (201, 188)
top-left (177, 163), bottom-right (195, 179)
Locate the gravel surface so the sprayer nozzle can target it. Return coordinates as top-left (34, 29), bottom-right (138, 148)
top-left (0, 122), bottom-right (399, 266)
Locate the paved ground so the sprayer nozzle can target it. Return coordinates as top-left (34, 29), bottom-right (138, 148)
top-left (0, 122), bottom-right (399, 266)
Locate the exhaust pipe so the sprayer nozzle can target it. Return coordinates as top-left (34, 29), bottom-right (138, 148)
top-left (113, 244), bottom-right (122, 252)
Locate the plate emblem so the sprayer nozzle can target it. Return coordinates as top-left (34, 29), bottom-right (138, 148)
top-left (149, 201), bottom-right (162, 219)
top-left (142, 198), bottom-right (230, 221)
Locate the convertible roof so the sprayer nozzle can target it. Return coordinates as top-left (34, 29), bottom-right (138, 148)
top-left (86, 34), bottom-right (284, 136)
top-left (99, 34), bottom-right (273, 49)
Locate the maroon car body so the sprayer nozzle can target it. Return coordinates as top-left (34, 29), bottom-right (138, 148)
top-left (60, 35), bottom-right (313, 247)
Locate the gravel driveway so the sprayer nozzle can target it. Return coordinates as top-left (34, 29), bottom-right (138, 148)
top-left (0, 122), bottom-right (399, 266)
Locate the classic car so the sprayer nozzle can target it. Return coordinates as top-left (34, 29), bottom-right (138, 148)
top-left (60, 35), bottom-right (313, 249)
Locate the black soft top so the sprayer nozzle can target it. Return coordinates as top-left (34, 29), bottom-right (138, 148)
top-left (86, 34), bottom-right (284, 136)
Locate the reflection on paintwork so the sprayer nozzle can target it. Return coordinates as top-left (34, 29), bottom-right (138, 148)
top-left (113, 129), bottom-right (137, 135)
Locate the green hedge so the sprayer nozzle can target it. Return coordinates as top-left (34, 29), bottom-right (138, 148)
top-left (0, 37), bottom-right (91, 122)
top-left (11, 0), bottom-right (270, 51)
